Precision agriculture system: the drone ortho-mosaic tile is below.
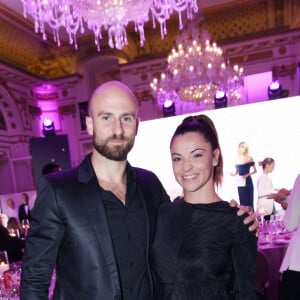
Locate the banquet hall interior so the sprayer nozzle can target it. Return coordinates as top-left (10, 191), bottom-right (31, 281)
top-left (0, 0), bottom-right (300, 299)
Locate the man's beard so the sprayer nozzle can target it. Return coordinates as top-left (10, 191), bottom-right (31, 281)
top-left (93, 134), bottom-right (135, 161)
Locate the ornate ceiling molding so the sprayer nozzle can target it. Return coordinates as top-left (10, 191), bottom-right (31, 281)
top-left (0, 0), bottom-right (299, 79)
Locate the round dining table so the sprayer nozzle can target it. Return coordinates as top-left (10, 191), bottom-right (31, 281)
top-left (257, 226), bottom-right (292, 300)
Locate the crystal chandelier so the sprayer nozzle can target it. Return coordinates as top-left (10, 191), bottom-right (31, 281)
top-left (150, 21), bottom-right (244, 114)
top-left (21, 0), bottom-right (198, 51)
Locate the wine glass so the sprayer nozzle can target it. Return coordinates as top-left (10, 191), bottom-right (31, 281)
top-left (257, 207), bottom-right (266, 227)
top-left (21, 219), bottom-right (30, 237)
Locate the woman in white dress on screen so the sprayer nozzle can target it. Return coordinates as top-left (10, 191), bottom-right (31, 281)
top-left (257, 157), bottom-right (276, 221)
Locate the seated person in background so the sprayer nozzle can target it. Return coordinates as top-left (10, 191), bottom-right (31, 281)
top-left (0, 213), bottom-right (8, 228)
top-left (6, 198), bottom-right (18, 220)
top-left (0, 224), bottom-right (25, 263)
top-left (7, 217), bottom-right (23, 238)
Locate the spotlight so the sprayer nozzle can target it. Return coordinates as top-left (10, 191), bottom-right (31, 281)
top-left (214, 91), bottom-right (228, 109)
top-left (162, 100), bottom-right (176, 117)
top-left (268, 80), bottom-right (281, 100)
top-left (268, 80), bottom-right (289, 100)
top-left (42, 118), bottom-right (56, 136)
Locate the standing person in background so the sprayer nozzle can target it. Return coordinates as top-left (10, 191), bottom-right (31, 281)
top-left (18, 193), bottom-right (30, 224)
top-left (0, 222), bottom-right (25, 263)
top-left (279, 174), bottom-right (300, 300)
top-left (231, 142), bottom-right (257, 208)
top-left (21, 81), bottom-right (258, 300)
top-left (151, 115), bottom-right (257, 299)
top-left (257, 157), bottom-right (276, 221)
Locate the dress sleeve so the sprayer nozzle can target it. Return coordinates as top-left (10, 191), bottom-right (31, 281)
top-left (283, 174), bottom-right (300, 231)
top-left (231, 215), bottom-right (257, 300)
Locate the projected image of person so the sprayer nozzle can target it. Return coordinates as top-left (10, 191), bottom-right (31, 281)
top-left (257, 157), bottom-right (276, 221)
top-left (151, 114), bottom-right (257, 300)
top-left (231, 142), bottom-right (257, 208)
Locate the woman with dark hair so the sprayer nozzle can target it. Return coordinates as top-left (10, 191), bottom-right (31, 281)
top-left (7, 217), bottom-right (23, 238)
top-left (151, 114), bottom-right (257, 300)
top-left (0, 224), bottom-right (24, 263)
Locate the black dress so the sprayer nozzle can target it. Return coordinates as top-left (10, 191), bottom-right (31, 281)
top-left (235, 162), bottom-right (255, 208)
top-left (151, 200), bottom-right (257, 300)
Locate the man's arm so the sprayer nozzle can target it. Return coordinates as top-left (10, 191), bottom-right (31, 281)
top-left (283, 175), bottom-right (300, 231)
top-left (268, 188), bottom-right (290, 204)
top-left (21, 176), bottom-right (64, 300)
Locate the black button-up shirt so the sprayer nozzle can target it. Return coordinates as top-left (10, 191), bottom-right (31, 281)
top-left (101, 168), bottom-right (150, 300)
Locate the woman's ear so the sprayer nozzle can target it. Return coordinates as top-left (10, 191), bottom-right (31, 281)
top-left (213, 149), bottom-right (220, 166)
top-left (85, 116), bottom-right (93, 136)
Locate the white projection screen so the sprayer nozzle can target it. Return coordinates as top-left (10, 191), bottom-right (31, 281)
top-left (128, 96), bottom-right (300, 211)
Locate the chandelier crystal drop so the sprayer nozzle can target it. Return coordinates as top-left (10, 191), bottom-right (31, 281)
top-left (150, 23), bottom-right (244, 114)
top-left (21, 0), bottom-right (198, 51)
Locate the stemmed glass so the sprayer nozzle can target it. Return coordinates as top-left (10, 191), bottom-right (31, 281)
top-left (22, 219), bottom-right (30, 237)
top-left (257, 208), bottom-right (266, 228)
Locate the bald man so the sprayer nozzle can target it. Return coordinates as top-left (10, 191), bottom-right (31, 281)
top-left (21, 81), bottom-right (258, 300)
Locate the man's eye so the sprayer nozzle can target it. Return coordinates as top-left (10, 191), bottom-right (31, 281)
top-left (123, 116), bottom-right (134, 122)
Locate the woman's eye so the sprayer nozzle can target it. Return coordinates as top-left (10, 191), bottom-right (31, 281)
top-left (172, 157), bottom-right (181, 162)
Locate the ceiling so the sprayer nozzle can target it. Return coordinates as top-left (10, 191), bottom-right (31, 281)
top-left (0, 0), bottom-right (299, 79)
